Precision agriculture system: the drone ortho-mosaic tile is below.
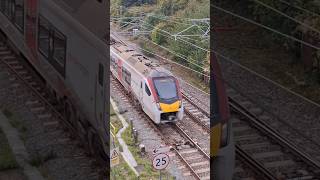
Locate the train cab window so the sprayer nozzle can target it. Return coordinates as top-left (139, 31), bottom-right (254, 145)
top-left (38, 15), bottom-right (50, 58)
top-left (145, 84), bottom-right (151, 96)
top-left (98, 63), bottom-right (104, 86)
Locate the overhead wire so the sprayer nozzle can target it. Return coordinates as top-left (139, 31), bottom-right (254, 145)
top-left (138, 35), bottom-right (205, 68)
top-left (111, 20), bottom-right (209, 77)
top-left (116, 19), bottom-right (207, 69)
top-left (252, 0), bottom-right (320, 34)
top-left (275, 0), bottom-right (320, 18)
top-left (211, 4), bottom-right (320, 50)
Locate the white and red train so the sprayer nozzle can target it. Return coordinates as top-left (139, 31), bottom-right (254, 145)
top-left (0, 0), bottom-right (109, 163)
top-left (110, 35), bottom-right (184, 124)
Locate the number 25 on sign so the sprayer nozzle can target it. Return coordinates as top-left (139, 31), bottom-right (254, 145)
top-left (152, 153), bottom-right (170, 170)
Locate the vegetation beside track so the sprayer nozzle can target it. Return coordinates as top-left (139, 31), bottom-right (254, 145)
top-left (213, 1), bottom-right (320, 103)
top-left (0, 127), bottom-right (18, 170)
top-left (111, 0), bottom-right (210, 90)
top-left (110, 103), bottom-right (174, 179)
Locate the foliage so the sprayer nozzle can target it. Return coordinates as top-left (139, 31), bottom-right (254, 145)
top-left (151, 22), bottom-right (169, 44)
top-left (158, 0), bottom-right (189, 16)
top-left (111, 0), bottom-right (156, 10)
top-left (218, 0), bottom-right (320, 53)
top-left (114, 0), bottom-right (210, 79)
top-left (0, 128), bottom-right (18, 170)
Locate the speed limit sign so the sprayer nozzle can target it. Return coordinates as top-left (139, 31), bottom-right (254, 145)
top-left (152, 153), bottom-right (170, 170)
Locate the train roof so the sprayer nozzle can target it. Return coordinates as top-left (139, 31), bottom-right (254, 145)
top-left (52, 0), bottom-right (108, 40)
top-left (111, 41), bottom-right (173, 78)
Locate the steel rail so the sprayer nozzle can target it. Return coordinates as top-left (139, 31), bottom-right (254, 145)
top-left (110, 75), bottom-right (203, 180)
top-left (0, 43), bottom-right (106, 174)
top-left (229, 97), bottom-right (320, 177)
top-left (175, 124), bottom-right (210, 159)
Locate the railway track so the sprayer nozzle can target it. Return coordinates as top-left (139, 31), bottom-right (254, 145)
top-left (111, 75), bottom-right (210, 180)
top-left (182, 91), bottom-right (210, 132)
top-left (182, 81), bottom-right (320, 179)
top-left (0, 41), bottom-right (105, 179)
top-left (228, 87), bottom-right (320, 179)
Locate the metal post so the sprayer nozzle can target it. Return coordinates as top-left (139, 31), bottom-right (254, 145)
top-left (130, 119), bottom-right (133, 133)
top-left (159, 170), bottom-right (162, 180)
top-left (132, 127), bottom-right (135, 138)
top-left (119, 6), bottom-right (123, 17)
top-left (134, 129), bottom-right (138, 144)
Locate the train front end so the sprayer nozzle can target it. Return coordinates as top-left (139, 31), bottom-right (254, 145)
top-left (148, 75), bottom-right (184, 124)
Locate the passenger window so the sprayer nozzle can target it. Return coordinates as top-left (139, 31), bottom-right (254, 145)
top-left (98, 63), bottom-right (104, 86)
top-left (3, 0), bottom-right (12, 18)
top-left (145, 84), bottom-right (151, 96)
top-left (122, 68), bottom-right (131, 85)
top-left (53, 29), bottom-right (66, 68)
top-left (38, 15), bottom-right (50, 58)
top-left (13, 0), bottom-right (24, 31)
top-left (38, 15), bottom-right (67, 78)
top-left (0, 0), bottom-right (24, 33)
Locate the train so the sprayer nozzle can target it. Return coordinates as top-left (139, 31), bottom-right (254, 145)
top-left (110, 34), bottom-right (184, 124)
top-left (211, 51), bottom-right (235, 179)
top-left (0, 0), bottom-right (109, 164)
top-left (0, 0), bottom-right (235, 178)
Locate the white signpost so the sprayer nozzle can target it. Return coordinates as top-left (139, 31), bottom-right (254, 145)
top-left (152, 153), bottom-right (170, 170)
top-left (152, 152), bottom-right (170, 180)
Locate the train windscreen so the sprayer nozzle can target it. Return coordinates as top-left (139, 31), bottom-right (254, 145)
top-left (153, 77), bottom-right (178, 101)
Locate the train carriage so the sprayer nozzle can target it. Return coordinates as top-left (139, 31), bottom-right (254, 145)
top-left (110, 36), bottom-right (184, 124)
top-left (0, 0), bottom-right (109, 163)
top-left (211, 51), bottom-right (235, 179)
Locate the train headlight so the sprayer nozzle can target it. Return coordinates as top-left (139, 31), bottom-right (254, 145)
top-left (156, 103), bottom-right (161, 111)
top-left (220, 122), bottom-right (229, 147)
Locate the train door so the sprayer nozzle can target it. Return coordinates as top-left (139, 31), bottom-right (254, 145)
top-left (142, 82), bottom-right (154, 120)
top-left (95, 63), bottom-right (105, 127)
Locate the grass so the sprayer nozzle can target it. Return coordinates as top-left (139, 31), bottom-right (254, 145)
top-left (121, 124), bottom-right (174, 180)
top-left (29, 150), bottom-right (56, 167)
top-left (2, 109), bottom-right (28, 143)
top-left (2, 109), bottom-right (54, 179)
top-left (0, 128), bottom-right (18, 170)
top-left (213, 17), bottom-right (320, 104)
top-left (110, 105), bottom-right (123, 135)
top-left (110, 103), bottom-right (174, 179)
top-left (110, 155), bottom-right (137, 180)
top-left (110, 104), bottom-right (136, 179)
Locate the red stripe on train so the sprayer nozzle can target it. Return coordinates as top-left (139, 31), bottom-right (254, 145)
top-left (175, 78), bottom-right (182, 100)
top-left (147, 78), bottom-right (159, 103)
